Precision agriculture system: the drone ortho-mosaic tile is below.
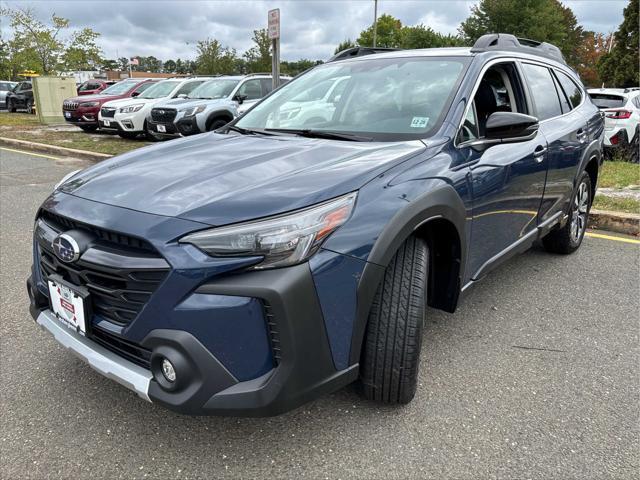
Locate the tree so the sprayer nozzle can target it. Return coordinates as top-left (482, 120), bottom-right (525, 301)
top-left (101, 58), bottom-right (119, 71)
top-left (163, 59), bottom-right (176, 73)
top-left (598, 0), bottom-right (639, 87)
top-left (62, 27), bottom-right (103, 71)
top-left (117, 57), bottom-right (129, 71)
top-left (357, 14), bottom-right (403, 47)
top-left (244, 28), bottom-right (271, 73)
top-left (575, 32), bottom-right (611, 87)
top-left (401, 24), bottom-right (466, 49)
top-left (1, 6), bottom-right (68, 74)
top-left (281, 59), bottom-right (321, 76)
top-left (334, 39), bottom-right (356, 54)
top-left (458, 0), bottom-right (583, 66)
top-left (195, 38), bottom-right (237, 75)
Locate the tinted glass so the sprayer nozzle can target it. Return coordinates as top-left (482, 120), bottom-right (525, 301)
top-left (260, 78), bottom-right (273, 95)
top-left (237, 79), bottom-right (263, 100)
top-left (133, 82), bottom-right (155, 94)
top-left (553, 73), bottom-right (571, 113)
top-left (633, 96), bottom-right (640, 108)
top-left (556, 71), bottom-right (583, 109)
top-left (237, 57), bottom-right (469, 141)
top-left (589, 93), bottom-right (626, 109)
top-left (175, 81), bottom-right (203, 96)
top-left (522, 63), bottom-right (562, 120)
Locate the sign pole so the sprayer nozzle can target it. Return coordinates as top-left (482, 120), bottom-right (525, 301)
top-left (268, 8), bottom-right (280, 91)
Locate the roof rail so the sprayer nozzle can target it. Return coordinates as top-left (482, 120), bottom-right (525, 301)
top-left (327, 46), bottom-right (400, 63)
top-left (471, 33), bottom-right (566, 65)
top-left (244, 72), bottom-right (272, 77)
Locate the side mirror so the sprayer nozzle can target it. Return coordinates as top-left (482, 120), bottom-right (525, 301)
top-left (233, 94), bottom-right (247, 104)
top-left (485, 111), bottom-right (539, 141)
top-left (176, 93), bottom-right (187, 99)
top-left (131, 91), bottom-right (140, 97)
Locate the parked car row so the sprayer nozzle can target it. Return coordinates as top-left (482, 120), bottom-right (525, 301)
top-left (60, 74), bottom-right (290, 140)
top-left (3, 81), bottom-right (33, 113)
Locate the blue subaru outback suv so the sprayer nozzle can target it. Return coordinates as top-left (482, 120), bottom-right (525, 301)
top-left (28, 34), bottom-right (604, 416)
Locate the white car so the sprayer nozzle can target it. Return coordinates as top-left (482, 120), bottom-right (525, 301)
top-left (588, 87), bottom-right (640, 161)
top-left (272, 76), bottom-right (350, 128)
top-left (99, 78), bottom-right (210, 139)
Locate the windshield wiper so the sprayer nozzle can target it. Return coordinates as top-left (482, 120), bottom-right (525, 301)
top-left (225, 125), bottom-right (280, 136)
top-left (264, 128), bottom-right (372, 142)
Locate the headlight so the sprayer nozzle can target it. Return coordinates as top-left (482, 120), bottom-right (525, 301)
top-left (119, 103), bottom-right (144, 113)
top-left (180, 192), bottom-right (357, 269)
top-left (181, 105), bottom-right (206, 117)
top-left (53, 169), bottom-right (81, 190)
top-left (79, 101), bottom-right (99, 107)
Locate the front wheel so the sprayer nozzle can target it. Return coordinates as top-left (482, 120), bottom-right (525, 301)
top-left (206, 118), bottom-right (228, 132)
top-left (542, 170), bottom-right (591, 254)
top-left (26, 99), bottom-right (33, 114)
top-left (7, 99), bottom-right (16, 113)
top-left (359, 236), bottom-right (428, 404)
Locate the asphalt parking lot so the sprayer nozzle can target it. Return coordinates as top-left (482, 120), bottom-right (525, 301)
top-left (1, 147), bottom-right (639, 479)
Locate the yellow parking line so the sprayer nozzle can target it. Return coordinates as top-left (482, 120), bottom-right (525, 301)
top-left (585, 232), bottom-right (640, 245)
top-left (0, 147), bottom-right (60, 160)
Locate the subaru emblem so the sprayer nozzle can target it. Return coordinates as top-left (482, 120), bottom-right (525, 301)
top-left (52, 233), bottom-right (81, 263)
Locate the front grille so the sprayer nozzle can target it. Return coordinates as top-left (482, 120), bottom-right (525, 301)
top-left (37, 212), bottom-right (168, 327)
top-left (100, 107), bottom-right (116, 118)
top-left (150, 108), bottom-right (177, 123)
top-left (263, 302), bottom-right (281, 365)
top-left (63, 100), bottom-right (79, 111)
top-left (40, 211), bottom-right (155, 254)
top-left (91, 326), bottom-right (151, 369)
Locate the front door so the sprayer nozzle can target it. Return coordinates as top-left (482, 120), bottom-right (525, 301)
top-left (457, 62), bottom-right (548, 281)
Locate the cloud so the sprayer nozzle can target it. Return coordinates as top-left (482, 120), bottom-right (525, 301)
top-left (1, 0), bottom-right (628, 62)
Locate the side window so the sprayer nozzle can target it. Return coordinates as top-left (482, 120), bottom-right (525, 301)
top-left (175, 81), bottom-right (202, 97)
top-left (457, 103), bottom-right (479, 144)
top-left (521, 63), bottom-right (563, 120)
top-left (555, 70), bottom-right (583, 110)
top-left (632, 96), bottom-right (640, 109)
top-left (237, 79), bottom-right (263, 100)
top-left (552, 74), bottom-right (571, 113)
top-left (133, 82), bottom-right (154, 95)
top-left (260, 78), bottom-right (273, 96)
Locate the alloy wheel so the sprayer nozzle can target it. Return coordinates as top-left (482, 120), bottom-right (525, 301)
top-left (570, 180), bottom-right (589, 242)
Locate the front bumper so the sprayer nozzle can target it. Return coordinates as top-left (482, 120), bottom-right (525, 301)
top-left (147, 118), bottom-right (180, 138)
top-left (28, 194), bottom-right (363, 415)
top-left (175, 115), bottom-right (202, 136)
top-left (63, 109), bottom-right (99, 126)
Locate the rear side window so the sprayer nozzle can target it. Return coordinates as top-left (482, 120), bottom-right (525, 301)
top-left (555, 71), bottom-right (583, 110)
top-left (633, 96), bottom-right (640, 108)
top-left (521, 63), bottom-right (562, 120)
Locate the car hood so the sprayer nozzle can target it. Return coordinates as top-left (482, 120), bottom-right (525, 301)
top-left (153, 97), bottom-right (227, 110)
top-left (60, 133), bottom-right (426, 225)
top-left (102, 97), bottom-right (161, 108)
top-left (65, 93), bottom-right (125, 103)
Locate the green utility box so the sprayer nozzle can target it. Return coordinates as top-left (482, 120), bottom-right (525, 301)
top-left (33, 76), bottom-right (77, 124)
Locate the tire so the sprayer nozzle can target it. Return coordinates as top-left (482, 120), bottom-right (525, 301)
top-left (143, 121), bottom-right (159, 141)
top-left (79, 125), bottom-right (98, 132)
top-left (359, 236), bottom-right (428, 404)
top-left (25, 99), bottom-right (33, 114)
top-left (628, 128), bottom-right (639, 164)
top-left (117, 131), bottom-right (139, 140)
top-left (7, 99), bottom-right (16, 113)
top-left (206, 118), bottom-right (228, 132)
top-left (542, 170), bottom-right (592, 254)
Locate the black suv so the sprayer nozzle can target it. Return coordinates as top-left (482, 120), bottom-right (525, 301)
top-left (6, 81), bottom-right (34, 113)
top-left (29, 34), bottom-right (604, 416)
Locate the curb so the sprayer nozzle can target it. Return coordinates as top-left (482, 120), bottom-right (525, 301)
top-left (0, 136), bottom-right (112, 161)
top-left (589, 209), bottom-right (640, 236)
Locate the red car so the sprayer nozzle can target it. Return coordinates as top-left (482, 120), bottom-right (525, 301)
top-left (62, 79), bottom-right (157, 131)
top-left (76, 79), bottom-right (115, 96)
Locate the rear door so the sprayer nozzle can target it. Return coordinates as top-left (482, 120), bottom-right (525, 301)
top-left (520, 63), bottom-right (587, 223)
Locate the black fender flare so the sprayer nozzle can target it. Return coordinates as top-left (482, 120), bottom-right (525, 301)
top-left (205, 110), bottom-right (234, 129)
top-left (348, 184), bottom-right (468, 365)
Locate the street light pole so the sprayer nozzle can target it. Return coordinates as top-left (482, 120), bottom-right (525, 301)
top-left (373, 0), bottom-right (378, 47)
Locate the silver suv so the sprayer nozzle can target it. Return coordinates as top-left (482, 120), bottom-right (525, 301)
top-left (147, 74), bottom-right (290, 138)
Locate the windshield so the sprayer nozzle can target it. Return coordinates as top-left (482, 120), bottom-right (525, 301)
top-left (188, 79), bottom-right (239, 99)
top-left (138, 80), bottom-right (180, 99)
top-left (101, 80), bottom-right (138, 95)
top-left (236, 56), bottom-right (469, 141)
top-left (589, 93), bottom-right (626, 109)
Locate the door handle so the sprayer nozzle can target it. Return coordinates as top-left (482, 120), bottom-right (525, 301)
top-left (533, 145), bottom-right (547, 162)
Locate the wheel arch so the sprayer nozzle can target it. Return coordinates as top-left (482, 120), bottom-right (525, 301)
top-left (579, 140), bottom-right (602, 200)
top-left (205, 109), bottom-right (234, 129)
top-left (348, 184), bottom-right (467, 365)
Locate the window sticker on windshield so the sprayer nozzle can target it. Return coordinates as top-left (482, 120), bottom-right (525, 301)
top-left (410, 117), bottom-right (429, 128)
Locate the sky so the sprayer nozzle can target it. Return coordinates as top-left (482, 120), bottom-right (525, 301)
top-left (0, 0), bottom-right (630, 62)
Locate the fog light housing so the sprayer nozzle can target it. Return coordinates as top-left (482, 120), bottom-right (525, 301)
top-left (161, 358), bottom-right (176, 383)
